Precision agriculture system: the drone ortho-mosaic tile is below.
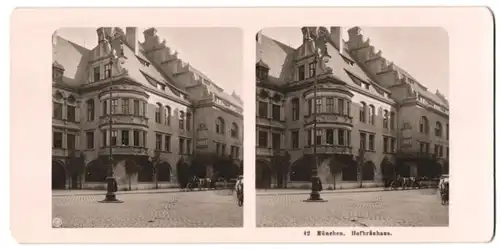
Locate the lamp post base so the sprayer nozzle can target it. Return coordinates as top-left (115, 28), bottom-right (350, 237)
top-left (98, 176), bottom-right (123, 203)
top-left (99, 193), bottom-right (124, 203)
top-left (303, 191), bottom-right (328, 202)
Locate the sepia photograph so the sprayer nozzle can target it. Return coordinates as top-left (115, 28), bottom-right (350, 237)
top-left (51, 27), bottom-right (244, 228)
top-left (255, 26), bottom-right (450, 227)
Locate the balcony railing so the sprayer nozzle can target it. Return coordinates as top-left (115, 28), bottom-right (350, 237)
top-left (256, 147), bottom-right (287, 157)
top-left (99, 114), bottom-right (149, 127)
top-left (304, 113), bottom-right (353, 126)
top-left (304, 145), bottom-right (353, 155)
top-left (99, 146), bottom-right (148, 156)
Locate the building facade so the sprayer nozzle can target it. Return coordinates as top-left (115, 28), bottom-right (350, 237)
top-left (255, 27), bottom-right (449, 189)
top-left (52, 27), bottom-right (243, 190)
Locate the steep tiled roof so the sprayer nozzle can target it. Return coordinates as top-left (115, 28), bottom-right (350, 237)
top-left (256, 34), bottom-right (296, 85)
top-left (259, 31), bottom-right (392, 100)
top-left (52, 36), bottom-right (90, 86)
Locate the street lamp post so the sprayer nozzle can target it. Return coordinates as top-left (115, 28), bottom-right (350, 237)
top-left (100, 56), bottom-right (123, 203)
top-left (305, 45), bottom-right (331, 203)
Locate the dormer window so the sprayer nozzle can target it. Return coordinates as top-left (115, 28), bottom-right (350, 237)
top-left (256, 60), bottom-right (270, 81)
top-left (298, 65), bottom-right (305, 81)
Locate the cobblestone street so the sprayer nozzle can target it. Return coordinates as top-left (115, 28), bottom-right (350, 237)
top-left (52, 190), bottom-right (243, 228)
top-left (257, 189), bottom-right (448, 227)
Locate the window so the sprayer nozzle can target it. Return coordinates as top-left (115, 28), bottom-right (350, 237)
top-left (390, 112), bottom-right (395, 130)
top-left (155, 103), bottom-right (161, 123)
top-left (142, 131), bottom-right (147, 147)
top-left (439, 146), bottom-right (443, 157)
top-left (111, 99), bottom-right (118, 114)
top-left (307, 130), bottom-right (312, 146)
top-left (87, 99), bottom-right (95, 121)
top-left (101, 130), bottom-right (107, 147)
top-left (186, 139), bottom-right (191, 155)
top-left (420, 116), bottom-right (429, 134)
top-left (360, 132), bottom-right (366, 150)
top-left (435, 121), bottom-right (442, 137)
top-left (142, 102), bottom-right (147, 117)
top-left (179, 111), bottom-right (185, 130)
top-left (308, 62), bottom-right (316, 78)
top-left (419, 142), bottom-right (429, 153)
top-left (368, 105), bottom-right (375, 125)
top-left (215, 117), bottom-right (225, 134)
top-left (66, 105), bottom-right (75, 122)
top-left (272, 133), bottom-right (281, 149)
top-left (291, 130), bottom-right (299, 148)
top-left (165, 106), bottom-right (171, 125)
top-left (93, 66), bottom-right (100, 82)
top-left (120, 130), bottom-right (129, 146)
top-left (446, 123), bottom-right (449, 140)
top-left (291, 98), bottom-right (300, 120)
top-left (346, 131), bottom-right (351, 146)
top-left (298, 65), bottom-right (305, 80)
top-left (230, 146), bottom-right (238, 158)
top-left (258, 101), bottom-right (268, 118)
top-left (326, 129), bottom-right (334, 145)
top-left (308, 99), bottom-right (313, 115)
top-left (258, 131), bottom-right (268, 148)
top-left (86, 131), bottom-right (94, 149)
top-left (391, 138), bottom-right (396, 152)
top-left (434, 144), bottom-right (439, 156)
top-left (186, 113), bottom-right (191, 131)
top-left (338, 129), bottom-right (345, 146)
top-left (122, 98), bottom-right (129, 114)
top-left (326, 97), bottom-right (335, 113)
top-left (133, 100), bottom-right (139, 116)
top-left (346, 101), bottom-right (351, 117)
top-left (53, 102), bottom-right (63, 119)
top-left (383, 110), bottom-right (389, 129)
top-left (221, 144), bottom-right (226, 155)
top-left (65, 134), bottom-right (75, 150)
top-left (179, 138), bottom-right (185, 154)
top-left (102, 100), bottom-right (108, 116)
top-left (216, 143), bottom-right (221, 155)
top-left (53, 132), bottom-right (63, 148)
top-left (133, 130), bottom-right (139, 146)
top-left (315, 98), bottom-right (322, 113)
top-left (368, 134), bottom-right (375, 151)
top-left (111, 130), bottom-right (117, 146)
top-left (104, 63), bottom-right (112, 79)
top-left (165, 135), bottom-right (171, 152)
top-left (337, 99), bottom-right (344, 115)
top-left (359, 102), bottom-right (366, 122)
top-left (155, 134), bottom-right (162, 150)
top-left (272, 104), bottom-right (281, 121)
top-left (231, 123), bottom-right (238, 138)
top-left (446, 147), bottom-right (449, 158)
top-left (383, 136), bottom-right (389, 152)
top-left (315, 129), bottom-right (323, 145)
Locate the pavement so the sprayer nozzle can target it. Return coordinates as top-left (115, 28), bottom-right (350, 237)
top-left (52, 188), bottom-right (202, 197)
top-left (257, 188), bottom-right (448, 227)
top-left (52, 189), bottom-right (243, 228)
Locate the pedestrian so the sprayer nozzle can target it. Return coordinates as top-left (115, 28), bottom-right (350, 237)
top-left (112, 177), bottom-right (118, 192)
top-left (317, 178), bottom-right (323, 192)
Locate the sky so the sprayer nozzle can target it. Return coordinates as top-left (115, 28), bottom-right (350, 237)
top-left (261, 27), bottom-right (449, 97)
top-left (56, 27), bottom-right (243, 96)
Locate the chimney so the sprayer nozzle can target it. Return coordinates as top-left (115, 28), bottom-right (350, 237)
top-left (96, 27), bottom-right (112, 43)
top-left (126, 27), bottom-right (138, 55)
top-left (256, 30), bottom-right (262, 44)
top-left (330, 27), bottom-right (343, 52)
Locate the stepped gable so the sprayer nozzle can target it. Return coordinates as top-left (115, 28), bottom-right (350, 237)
top-left (346, 26), bottom-right (449, 108)
top-left (259, 26), bottom-right (392, 99)
top-left (139, 27), bottom-right (242, 108)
